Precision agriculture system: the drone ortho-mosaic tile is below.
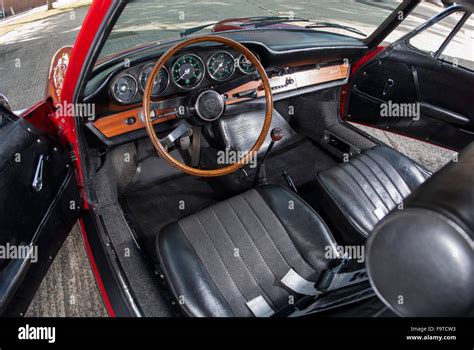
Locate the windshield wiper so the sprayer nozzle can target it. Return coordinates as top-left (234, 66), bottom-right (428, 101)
top-left (304, 22), bottom-right (366, 37)
top-left (240, 16), bottom-right (309, 27)
top-left (180, 16), bottom-right (307, 37)
top-left (244, 18), bottom-right (366, 37)
top-left (180, 22), bottom-right (217, 37)
top-left (180, 17), bottom-right (366, 38)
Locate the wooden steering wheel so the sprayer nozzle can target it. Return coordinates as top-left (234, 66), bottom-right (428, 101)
top-left (143, 35), bottom-right (273, 177)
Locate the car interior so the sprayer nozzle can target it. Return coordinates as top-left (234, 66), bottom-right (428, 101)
top-left (67, 6), bottom-right (473, 317)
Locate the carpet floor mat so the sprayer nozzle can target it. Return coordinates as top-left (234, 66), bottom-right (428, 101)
top-left (120, 175), bottom-right (229, 256)
top-left (120, 138), bottom-right (338, 256)
top-left (264, 139), bottom-right (338, 188)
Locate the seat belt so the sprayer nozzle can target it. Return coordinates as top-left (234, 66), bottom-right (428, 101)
top-left (281, 255), bottom-right (368, 296)
top-left (316, 255), bottom-right (368, 292)
top-left (271, 256), bottom-right (370, 317)
top-left (246, 257), bottom-right (369, 317)
top-left (281, 268), bottom-right (322, 296)
top-left (246, 295), bottom-right (274, 317)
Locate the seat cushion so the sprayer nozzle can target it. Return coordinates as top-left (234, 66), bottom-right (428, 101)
top-left (156, 184), bottom-right (337, 317)
top-left (316, 146), bottom-right (430, 243)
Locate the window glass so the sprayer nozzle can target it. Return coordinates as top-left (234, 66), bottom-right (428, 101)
top-left (439, 16), bottom-right (474, 70)
top-left (98, 0), bottom-right (405, 60)
top-left (408, 11), bottom-right (464, 55)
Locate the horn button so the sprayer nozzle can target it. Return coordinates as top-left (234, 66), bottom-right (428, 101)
top-left (195, 90), bottom-right (225, 121)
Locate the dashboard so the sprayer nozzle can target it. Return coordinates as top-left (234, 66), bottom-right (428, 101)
top-left (84, 30), bottom-right (365, 146)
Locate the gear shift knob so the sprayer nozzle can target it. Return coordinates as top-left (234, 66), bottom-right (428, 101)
top-left (270, 128), bottom-right (284, 142)
top-left (255, 128), bottom-right (284, 186)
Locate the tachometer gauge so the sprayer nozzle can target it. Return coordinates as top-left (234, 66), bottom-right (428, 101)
top-left (111, 74), bottom-right (138, 103)
top-left (139, 65), bottom-right (169, 96)
top-left (238, 53), bottom-right (260, 74)
top-left (172, 54), bottom-right (205, 89)
top-left (207, 51), bottom-right (235, 81)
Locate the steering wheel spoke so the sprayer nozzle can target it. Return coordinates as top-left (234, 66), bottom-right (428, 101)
top-left (147, 95), bottom-right (188, 119)
top-left (160, 120), bottom-right (193, 149)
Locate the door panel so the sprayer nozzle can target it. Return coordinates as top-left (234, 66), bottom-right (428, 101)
top-left (0, 104), bottom-right (80, 316)
top-left (346, 13), bottom-right (474, 151)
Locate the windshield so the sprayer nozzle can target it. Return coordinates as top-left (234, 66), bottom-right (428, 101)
top-left (98, 0), bottom-right (405, 59)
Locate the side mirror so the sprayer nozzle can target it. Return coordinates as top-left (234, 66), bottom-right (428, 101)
top-left (0, 94), bottom-right (12, 112)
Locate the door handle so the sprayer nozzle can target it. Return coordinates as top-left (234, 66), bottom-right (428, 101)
top-left (32, 154), bottom-right (46, 192)
top-left (383, 79), bottom-right (394, 96)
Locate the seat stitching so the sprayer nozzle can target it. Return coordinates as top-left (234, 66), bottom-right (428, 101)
top-left (193, 214), bottom-right (254, 304)
top-left (177, 220), bottom-right (238, 316)
top-left (338, 164), bottom-right (383, 210)
top-left (348, 160), bottom-right (393, 210)
top-left (209, 206), bottom-right (278, 308)
top-left (332, 166), bottom-right (379, 219)
top-left (208, 207), bottom-right (259, 286)
top-left (369, 151), bottom-right (411, 195)
top-left (365, 151), bottom-right (404, 195)
top-left (242, 192), bottom-right (316, 274)
top-left (256, 187), bottom-right (334, 270)
top-left (317, 172), bottom-right (371, 237)
top-left (239, 194), bottom-right (295, 270)
top-left (358, 154), bottom-right (402, 204)
top-left (224, 200), bottom-right (282, 281)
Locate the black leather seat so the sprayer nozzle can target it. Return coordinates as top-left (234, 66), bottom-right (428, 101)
top-left (316, 146), bottom-right (430, 243)
top-left (156, 185), bottom-right (337, 317)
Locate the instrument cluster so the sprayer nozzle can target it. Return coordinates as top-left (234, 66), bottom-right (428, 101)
top-left (110, 49), bottom-right (260, 104)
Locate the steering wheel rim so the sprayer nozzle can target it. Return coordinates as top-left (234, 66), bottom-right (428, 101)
top-left (143, 35), bottom-right (273, 177)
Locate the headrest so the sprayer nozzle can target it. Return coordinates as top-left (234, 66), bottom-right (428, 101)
top-left (366, 143), bottom-right (474, 317)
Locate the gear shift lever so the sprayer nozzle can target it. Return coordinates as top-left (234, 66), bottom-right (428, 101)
top-left (254, 128), bottom-right (284, 186)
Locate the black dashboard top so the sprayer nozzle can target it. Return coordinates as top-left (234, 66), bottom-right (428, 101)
top-left (84, 29), bottom-right (368, 104)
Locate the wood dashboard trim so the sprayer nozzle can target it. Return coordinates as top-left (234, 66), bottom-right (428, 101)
top-left (93, 107), bottom-right (177, 138)
top-left (92, 63), bottom-right (348, 139)
top-left (225, 63), bottom-right (349, 104)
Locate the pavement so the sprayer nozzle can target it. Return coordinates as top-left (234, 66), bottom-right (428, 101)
top-left (0, 1), bottom-right (456, 317)
top-left (0, 1), bottom-right (91, 110)
top-left (349, 124), bottom-right (456, 172)
top-left (26, 224), bottom-right (108, 317)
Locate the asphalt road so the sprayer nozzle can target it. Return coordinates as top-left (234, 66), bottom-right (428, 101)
top-left (0, 1), bottom-right (454, 317)
top-left (0, 5), bottom-right (90, 111)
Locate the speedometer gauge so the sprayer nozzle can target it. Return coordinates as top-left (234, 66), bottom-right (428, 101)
top-left (139, 64), bottom-right (169, 96)
top-left (172, 54), bottom-right (205, 89)
top-left (207, 51), bottom-right (235, 81)
top-left (238, 53), bottom-right (260, 74)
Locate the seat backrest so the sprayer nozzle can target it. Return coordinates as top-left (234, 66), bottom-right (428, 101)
top-left (366, 142), bottom-right (474, 317)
